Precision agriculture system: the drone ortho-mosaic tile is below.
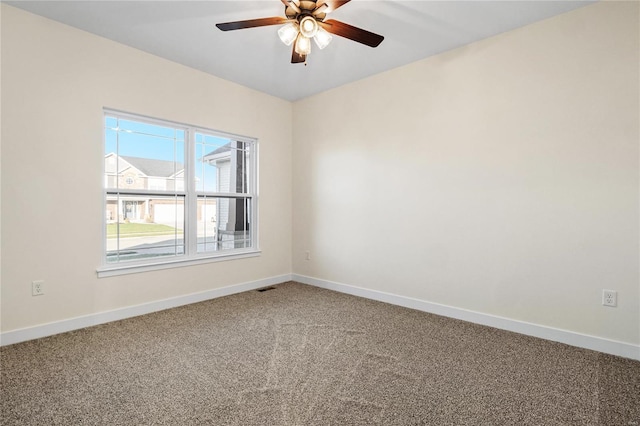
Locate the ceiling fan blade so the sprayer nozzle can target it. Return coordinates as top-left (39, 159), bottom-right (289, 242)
top-left (319, 19), bottom-right (384, 47)
top-left (316, 1), bottom-right (351, 14)
top-left (280, 0), bottom-right (301, 14)
top-left (291, 44), bottom-right (306, 64)
top-left (312, 4), bottom-right (328, 17)
top-left (216, 17), bottom-right (289, 31)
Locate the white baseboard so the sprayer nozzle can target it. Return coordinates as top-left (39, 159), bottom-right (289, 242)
top-left (4, 272), bottom-right (638, 361)
top-left (293, 274), bottom-right (640, 361)
top-left (0, 274), bottom-right (292, 347)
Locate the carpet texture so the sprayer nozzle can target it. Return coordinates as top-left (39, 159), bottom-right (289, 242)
top-left (1, 282), bottom-right (639, 425)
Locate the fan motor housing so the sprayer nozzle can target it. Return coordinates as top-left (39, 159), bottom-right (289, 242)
top-left (286, 1), bottom-right (326, 21)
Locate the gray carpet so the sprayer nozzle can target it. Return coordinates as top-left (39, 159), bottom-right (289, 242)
top-left (1, 281), bottom-right (639, 425)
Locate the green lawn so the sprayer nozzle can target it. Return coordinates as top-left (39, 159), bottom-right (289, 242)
top-left (107, 223), bottom-right (183, 239)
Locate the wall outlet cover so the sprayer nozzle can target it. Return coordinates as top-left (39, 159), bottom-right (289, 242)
top-left (602, 289), bottom-right (617, 307)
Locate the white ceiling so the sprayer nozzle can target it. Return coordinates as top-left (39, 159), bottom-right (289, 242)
top-left (7, 0), bottom-right (594, 101)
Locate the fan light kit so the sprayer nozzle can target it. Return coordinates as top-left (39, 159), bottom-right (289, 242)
top-left (216, 0), bottom-right (384, 64)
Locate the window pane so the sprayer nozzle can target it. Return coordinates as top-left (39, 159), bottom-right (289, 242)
top-left (117, 118), bottom-right (177, 140)
top-left (174, 140), bottom-right (185, 192)
top-left (197, 196), bottom-right (251, 253)
top-left (196, 196), bottom-right (217, 253)
top-left (196, 135), bottom-right (250, 194)
top-left (106, 195), bottom-right (185, 263)
top-left (104, 116), bottom-right (184, 192)
top-left (105, 116), bottom-right (118, 129)
top-left (217, 197), bottom-right (251, 250)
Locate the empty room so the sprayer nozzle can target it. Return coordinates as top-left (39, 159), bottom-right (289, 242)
top-left (1, 0), bottom-right (639, 424)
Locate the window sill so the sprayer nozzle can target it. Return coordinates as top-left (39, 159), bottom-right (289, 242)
top-left (97, 249), bottom-right (261, 278)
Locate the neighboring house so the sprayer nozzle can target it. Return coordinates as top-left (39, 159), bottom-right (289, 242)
top-left (104, 153), bottom-right (184, 224)
top-left (202, 144), bottom-right (231, 232)
top-left (202, 142), bottom-right (251, 250)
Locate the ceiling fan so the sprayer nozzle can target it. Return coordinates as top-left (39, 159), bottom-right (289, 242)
top-left (216, 0), bottom-right (384, 64)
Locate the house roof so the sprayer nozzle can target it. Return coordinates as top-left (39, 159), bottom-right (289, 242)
top-left (203, 143), bottom-right (230, 157)
top-left (202, 143), bottom-right (231, 163)
top-left (120, 156), bottom-right (183, 178)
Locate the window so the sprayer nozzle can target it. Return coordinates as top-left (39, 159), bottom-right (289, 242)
top-left (100, 110), bottom-right (258, 276)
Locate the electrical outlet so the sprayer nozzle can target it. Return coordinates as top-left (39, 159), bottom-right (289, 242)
top-left (305, 251), bottom-right (311, 261)
top-left (602, 289), bottom-right (617, 307)
top-left (32, 280), bottom-right (45, 296)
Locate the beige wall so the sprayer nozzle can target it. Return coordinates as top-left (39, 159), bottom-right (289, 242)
top-left (0, 5), bottom-right (292, 332)
top-left (292, 2), bottom-right (639, 345)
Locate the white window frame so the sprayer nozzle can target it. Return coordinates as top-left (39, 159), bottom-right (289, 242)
top-left (97, 109), bottom-right (259, 277)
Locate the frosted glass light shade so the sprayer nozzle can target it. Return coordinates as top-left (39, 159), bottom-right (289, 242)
top-left (295, 35), bottom-right (312, 55)
top-left (313, 27), bottom-right (333, 49)
top-left (299, 16), bottom-right (318, 38)
top-left (278, 23), bottom-right (299, 46)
